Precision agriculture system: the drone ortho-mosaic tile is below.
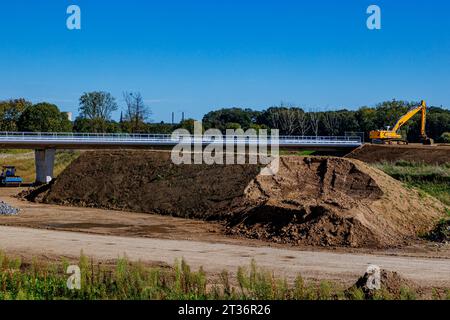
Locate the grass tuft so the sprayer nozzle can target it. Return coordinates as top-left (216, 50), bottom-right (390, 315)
top-left (0, 251), bottom-right (448, 300)
top-left (373, 161), bottom-right (450, 206)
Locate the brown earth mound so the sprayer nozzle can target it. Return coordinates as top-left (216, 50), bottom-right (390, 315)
top-left (225, 156), bottom-right (446, 247)
top-left (27, 151), bottom-right (262, 220)
top-left (346, 144), bottom-right (450, 165)
top-left (23, 150), bottom-right (447, 248)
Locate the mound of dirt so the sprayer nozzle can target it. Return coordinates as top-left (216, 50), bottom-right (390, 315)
top-left (29, 151), bottom-right (262, 220)
top-left (225, 156), bottom-right (446, 247)
top-left (346, 144), bottom-right (450, 165)
top-left (24, 150), bottom-right (447, 248)
top-left (348, 269), bottom-right (419, 299)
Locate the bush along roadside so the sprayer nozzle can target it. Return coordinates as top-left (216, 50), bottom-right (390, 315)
top-left (422, 209), bottom-right (450, 243)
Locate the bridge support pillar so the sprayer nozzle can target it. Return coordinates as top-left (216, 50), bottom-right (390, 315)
top-left (35, 149), bottom-right (55, 184)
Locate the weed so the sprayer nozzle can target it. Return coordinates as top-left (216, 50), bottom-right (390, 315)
top-left (400, 286), bottom-right (417, 300)
top-left (0, 251), bottom-right (444, 300)
top-left (317, 281), bottom-right (333, 300)
top-left (373, 162), bottom-right (450, 206)
top-left (346, 286), bottom-right (365, 300)
top-left (0, 150), bottom-right (79, 183)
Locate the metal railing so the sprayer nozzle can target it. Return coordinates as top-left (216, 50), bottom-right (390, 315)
top-left (0, 132), bottom-right (362, 145)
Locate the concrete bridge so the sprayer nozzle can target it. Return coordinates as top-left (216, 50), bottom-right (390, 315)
top-left (0, 132), bottom-right (362, 184)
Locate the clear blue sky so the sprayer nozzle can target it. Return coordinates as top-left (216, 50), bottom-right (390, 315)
top-left (0, 0), bottom-right (449, 122)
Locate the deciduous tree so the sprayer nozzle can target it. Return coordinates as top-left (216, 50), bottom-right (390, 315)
top-left (122, 92), bottom-right (151, 133)
top-left (18, 102), bottom-right (72, 132)
top-left (79, 91), bottom-right (118, 132)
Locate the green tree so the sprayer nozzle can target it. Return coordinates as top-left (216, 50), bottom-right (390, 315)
top-left (249, 123), bottom-right (269, 134)
top-left (144, 122), bottom-right (177, 134)
top-left (73, 117), bottom-right (92, 132)
top-left (79, 91), bottom-right (118, 132)
top-left (18, 103), bottom-right (72, 132)
top-left (338, 110), bottom-right (360, 134)
top-left (177, 118), bottom-right (198, 134)
top-left (203, 108), bottom-right (259, 131)
top-left (439, 132), bottom-right (450, 143)
top-left (260, 106), bottom-right (304, 135)
top-left (0, 99), bottom-right (31, 131)
top-left (373, 100), bottom-right (413, 135)
top-left (422, 107), bottom-right (450, 142)
top-left (73, 117), bottom-right (121, 133)
top-left (225, 122), bottom-right (241, 130)
top-left (257, 104), bottom-right (311, 135)
top-left (355, 107), bottom-right (377, 140)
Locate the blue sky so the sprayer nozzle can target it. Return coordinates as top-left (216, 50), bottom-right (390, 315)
top-left (0, 0), bottom-right (449, 122)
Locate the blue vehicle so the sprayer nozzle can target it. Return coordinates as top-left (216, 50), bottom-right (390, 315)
top-left (0, 166), bottom-right (23, 187)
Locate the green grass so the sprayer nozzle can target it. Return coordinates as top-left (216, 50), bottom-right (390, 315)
top-left (373, 161), bottom-right (450, 242)
top-left (280, 150), bottom-right (315, 156)
top-left (0, 251), bottom-right (447, 300)
top-left (0, 149), bottom-right (32, 154)
top-left (422, 209), bottom-right (450, 242)
top-left (0, 150), bottom-right (80, 183)
top-left (373, 161), bottom-right (450, 206)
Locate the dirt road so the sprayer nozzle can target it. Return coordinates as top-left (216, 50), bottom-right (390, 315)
top-left (1, 225), bottom-right (449, 287)
top-left (1, 188), bottom-right (449, 288)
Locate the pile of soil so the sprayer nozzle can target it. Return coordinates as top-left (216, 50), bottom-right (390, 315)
top-left (22, 150), bottom-right (447, 248)
top-left (348, 269), bottom-right (419, 299)
top-left (24, 151), bottom-right (262, 220)
top-left (225, 156), bottom-right (446, 247)
top-left (346, 144), bottom-right (450, 165)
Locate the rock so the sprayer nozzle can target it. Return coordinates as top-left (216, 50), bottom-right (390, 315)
top-left (0, 201), bottom-right (20, 215)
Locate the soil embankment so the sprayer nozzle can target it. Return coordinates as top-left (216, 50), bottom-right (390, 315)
top-left (346, 144), bottom-right (450, 165)
top-left (22, 150), bottom-right (447, 248)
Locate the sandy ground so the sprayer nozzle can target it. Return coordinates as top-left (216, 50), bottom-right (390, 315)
top-left (0, 188), bottom-right (449, 288)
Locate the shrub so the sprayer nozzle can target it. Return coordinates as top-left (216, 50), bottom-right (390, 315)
top-left (439, 132), bottom-right (450, 143)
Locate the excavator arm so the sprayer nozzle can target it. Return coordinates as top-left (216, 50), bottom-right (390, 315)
top-left (420, 103), bottom-right (427, 138)
top-left (391, 100), bottom-right (427, 137)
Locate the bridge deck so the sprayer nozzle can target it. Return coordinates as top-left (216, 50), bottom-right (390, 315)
top-left (0, 132), bottom-right (362, 149)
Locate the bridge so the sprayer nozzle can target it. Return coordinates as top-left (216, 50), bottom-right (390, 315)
top-left (0, 132), bottom-right (362, 184)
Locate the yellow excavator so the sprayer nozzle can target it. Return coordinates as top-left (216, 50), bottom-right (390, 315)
top-left (369, 100), bottom-right (433, 145)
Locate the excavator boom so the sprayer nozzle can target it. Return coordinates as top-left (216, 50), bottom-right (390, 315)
top-left (391, 101), bottom-right (426, 133)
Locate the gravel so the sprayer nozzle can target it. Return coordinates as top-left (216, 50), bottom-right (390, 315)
top-left (0, 201), bottom-right (20, 215)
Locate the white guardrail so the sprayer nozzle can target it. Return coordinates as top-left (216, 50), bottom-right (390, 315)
top-left (0, 132), bottom-right (362, 146)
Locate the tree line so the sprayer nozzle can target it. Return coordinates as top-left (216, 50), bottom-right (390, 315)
top-left (201, 100), bottom-right (450, 142)
top-left (0, 91), bottom-right (154, 134)
top-left (0, 95), bottom-right (449, 142)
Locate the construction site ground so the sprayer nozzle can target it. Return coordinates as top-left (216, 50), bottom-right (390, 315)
top-left (346, 143), bottom-right (450, 164)
top-left (0, 188), bottom-right (449, 290)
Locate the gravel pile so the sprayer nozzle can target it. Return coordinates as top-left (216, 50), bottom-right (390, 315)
top-left (0, 201), bottom-right (19, 215)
